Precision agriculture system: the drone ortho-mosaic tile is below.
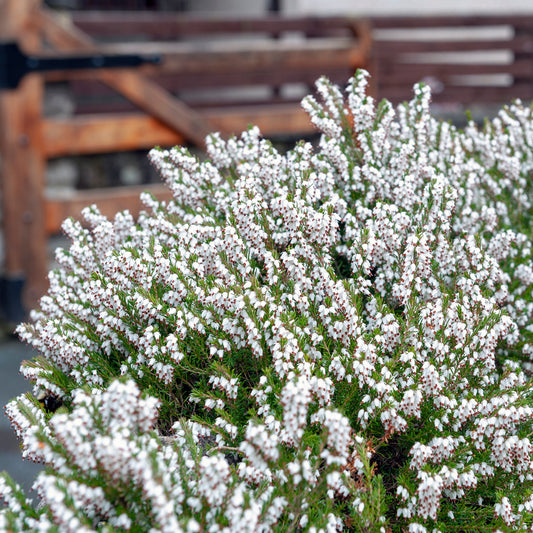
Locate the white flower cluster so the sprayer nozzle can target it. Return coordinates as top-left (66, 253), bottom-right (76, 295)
top-left (4, 70), bottom-right (533, 530)
top-left (1, 380), bottom-right (286, 532)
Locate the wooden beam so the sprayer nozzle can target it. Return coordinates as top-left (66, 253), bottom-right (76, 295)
top-left (47, 65), bottom-right (351, 93)
top-left (376, 61), bottom-right (532, 86)
top-left (45, 184), bottom-right (174, 235)
top-left (43, 113), bottom-right (185, 157)
top-left (53, 94), bottom-right (316, 116)
top-left (42, 105), bottom-right (314, 158)
top-left (373, 36), bottom-right (533, 56)
top-left (379, 83), bottom-right (533, 105)
top-left (41, 40), bottom-right (368, 86)
top-left (208, 104), bottom-right (314, 137)
top-left (34, 7), bottom-right (214, 148)
top-left (70, 13), bottom-right (363, 38)
top-left (370, 14), bottom-right (533, 28)
top-left (100, 39), bottom-right (369, 75)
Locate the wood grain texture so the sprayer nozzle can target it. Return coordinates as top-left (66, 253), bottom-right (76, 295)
top-left (35, 8), bottom-right (214, 147)
top-left (42, 105), bottom-right (313, 158)
top-left (0, 0), bottom-right (49, 308)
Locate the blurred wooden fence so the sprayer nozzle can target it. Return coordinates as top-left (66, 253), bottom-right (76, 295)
top-left (372, 15), bottom-right (533, 105)
top-left (2, 1), bottom-right (533, 318)
top-left (0, 0), bottom-right (370, 314)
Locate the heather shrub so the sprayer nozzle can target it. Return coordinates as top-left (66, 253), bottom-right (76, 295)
top-left (3, 69), bottom-right (533, 531)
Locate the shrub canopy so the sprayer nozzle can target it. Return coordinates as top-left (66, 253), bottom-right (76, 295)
top-left (3, 70), bottom-right (533, 532)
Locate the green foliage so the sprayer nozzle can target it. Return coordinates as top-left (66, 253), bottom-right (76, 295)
top-left (3, 71), bottom-right (533, 531)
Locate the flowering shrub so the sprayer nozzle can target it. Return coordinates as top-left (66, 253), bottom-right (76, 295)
top-left (3, 69), bottom-right (533, 531)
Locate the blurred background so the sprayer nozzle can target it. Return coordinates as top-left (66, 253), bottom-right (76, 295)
top-left (3, 0), bottom-right (533, 497)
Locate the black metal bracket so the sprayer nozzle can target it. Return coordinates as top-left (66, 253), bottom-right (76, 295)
top-left (0, 41), bottom-right (161, 89)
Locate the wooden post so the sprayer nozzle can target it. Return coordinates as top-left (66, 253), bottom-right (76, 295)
top-left (512, 23), bottom-right (533, 98)
top-left (0, 0), bottom-right (48, 318)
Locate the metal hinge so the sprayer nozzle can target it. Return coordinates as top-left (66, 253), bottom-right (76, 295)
top-left (0, 41), bottom-right (160, 89)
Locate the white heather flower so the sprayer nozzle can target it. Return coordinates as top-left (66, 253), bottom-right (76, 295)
top-left (6, 69), bottom-right (533, 532)
top-left (197, 455), bottom-right (231, 507)
top-left (319, 409), bottom-right (352, 466)
top-left (416, 472), bottom-right (443, 520)
top-left (280, 377), bottom-right (311, 446)
top-left (494, 496), bottom-right (516, 526)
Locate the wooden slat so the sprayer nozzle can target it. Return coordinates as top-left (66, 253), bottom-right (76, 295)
top-left (43, 105), bottom-right (314, 158)
top-left (66, 95), bottom-right (311, 115)
top-left (45, 184), bottom-right (174, 234)
top-left (140, 42), bottom-right (366, 75)
top-left (371, 15), bottom-right (533, 29)
top-left (207, 104), bottom-right (313, 137)
top-left (381, 83), bottom-right (533, 105)
top-left (56, 66), bottom-right (351, 94)
top-left (373, 35), bottom-right (533, 56)
top-left (71, 13), bottom-right (362, 38)
top-left (369, 15), bottom-right (533, 106)
top-left (376, 60), bottom-right (533, 85)
top-left (43, 113), bottom-right (185, 156)
top-left (34, 8), bottom-right (214, 148)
